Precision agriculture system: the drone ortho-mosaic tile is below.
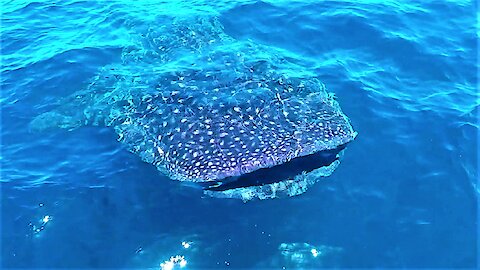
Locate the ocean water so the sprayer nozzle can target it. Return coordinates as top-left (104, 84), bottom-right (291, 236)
top-left (1, 0), bottom-right (478, 268)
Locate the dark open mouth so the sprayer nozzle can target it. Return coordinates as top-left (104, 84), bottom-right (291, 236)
top-left (204, 144), bottom-right (346, 192)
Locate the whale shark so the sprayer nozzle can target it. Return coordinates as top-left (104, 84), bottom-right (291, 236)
top-left (31, 16), bottom-right (357, 201)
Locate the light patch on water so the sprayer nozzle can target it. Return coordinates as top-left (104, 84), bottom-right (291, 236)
top-left (160, 255), bottom-right (187, 270)
top-left (181, 241), bottom-right (191, 249)
top-left (278, 242), bottom-right (342, 268)
top-left (42, 215), bottom-right (51, 223)
top-left (29, 212), bottom-right (53, 235)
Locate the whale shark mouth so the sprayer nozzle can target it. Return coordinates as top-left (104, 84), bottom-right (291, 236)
top-left (204, 144), bottom-right (346, 192)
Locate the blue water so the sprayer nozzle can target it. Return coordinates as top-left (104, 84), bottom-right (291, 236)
top-left (1, 0), bottom-right (478, 268)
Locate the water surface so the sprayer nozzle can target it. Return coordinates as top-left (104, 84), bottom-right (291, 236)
top-left (1, 0), bottom-right (478, 268)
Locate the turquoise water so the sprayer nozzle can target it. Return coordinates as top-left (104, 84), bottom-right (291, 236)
top-left (1, 0), bottom-right (478, 268)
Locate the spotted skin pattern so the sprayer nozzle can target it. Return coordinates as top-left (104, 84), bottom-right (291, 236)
top-left (120, 69), bottom-right (355, 183)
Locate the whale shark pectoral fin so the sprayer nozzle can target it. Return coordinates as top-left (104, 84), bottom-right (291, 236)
top-left (29, 111), bottom-right (86, 132)
top-left (29, 94), bottom-right (115, 132)
top-left (29, 65), bottom-right (132, 133)
top-left (29, 96), bottom-right (119, 133)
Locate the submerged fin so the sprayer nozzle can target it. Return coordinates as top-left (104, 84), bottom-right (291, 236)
top-left (29, 65), bottom-right (136, 132)
top-left (29, 111), bottom-right (85, 132)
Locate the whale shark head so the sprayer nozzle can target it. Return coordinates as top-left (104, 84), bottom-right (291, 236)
top-left (113, 63), bottom-right (356, 200)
